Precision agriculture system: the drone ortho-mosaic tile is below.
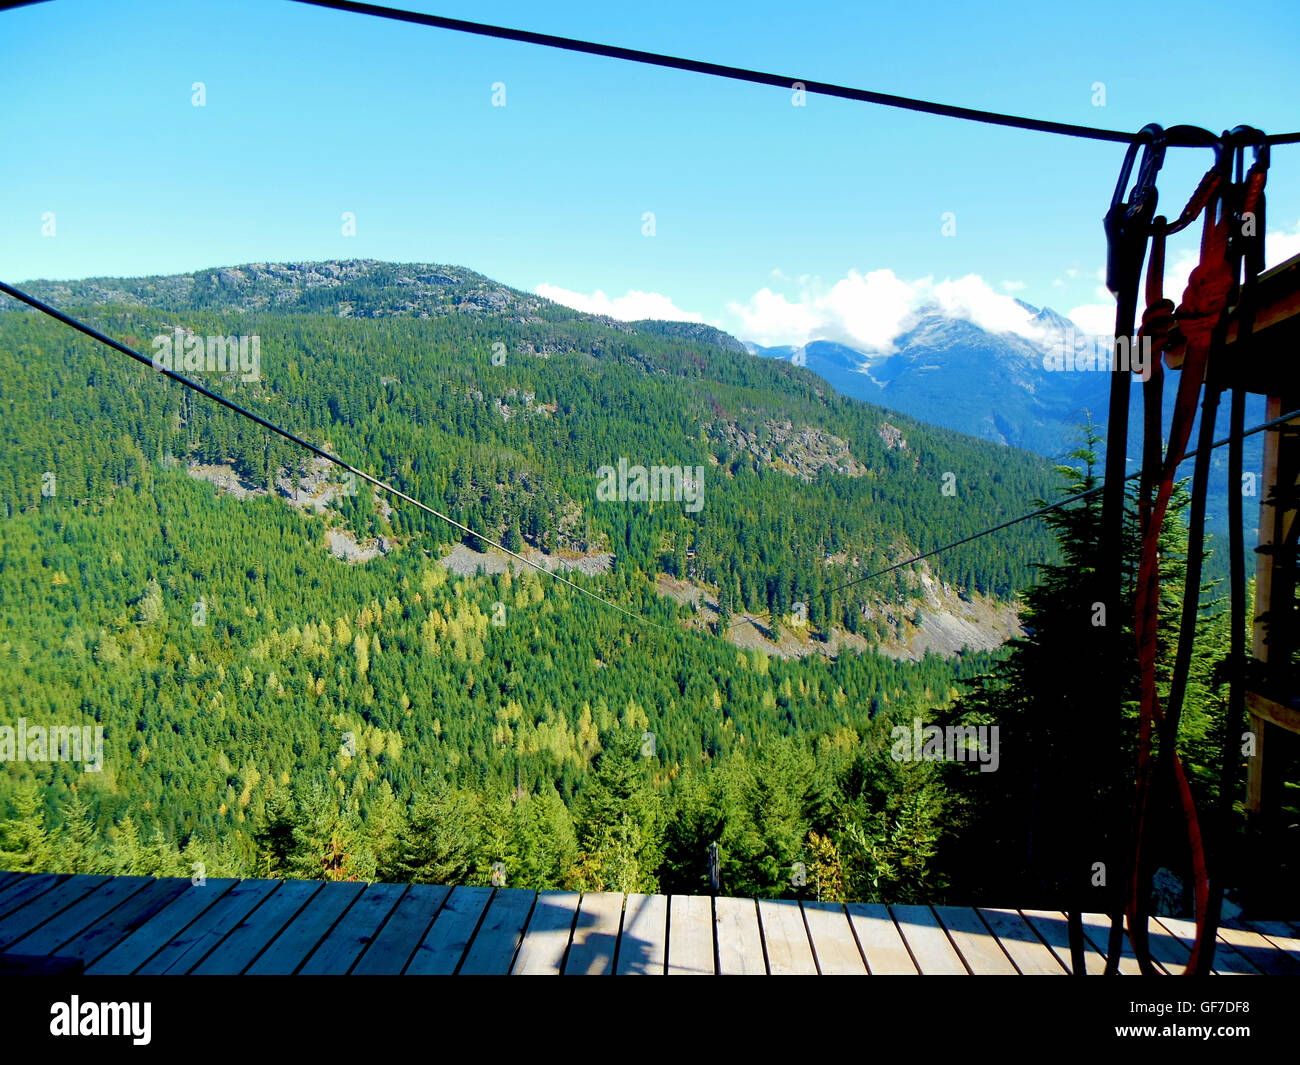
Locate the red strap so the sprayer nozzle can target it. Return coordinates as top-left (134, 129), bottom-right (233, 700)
top-left (1126, 165), bottom-right (1234, 975)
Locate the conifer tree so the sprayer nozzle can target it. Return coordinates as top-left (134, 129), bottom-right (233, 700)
top-left (0, 782), bottom-right (53, 872)
top-left (567, 730), bottom-right (662, 893)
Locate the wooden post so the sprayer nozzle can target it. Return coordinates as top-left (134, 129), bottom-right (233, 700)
top-left (1247, 396), bottom-right (1282, 811)
top-left (1245, 394), bottom-right (1300, 812)
top-left (1224, 253), bottom-right (1300, 816)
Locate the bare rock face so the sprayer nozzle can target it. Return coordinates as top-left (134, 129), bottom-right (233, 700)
top-left (655, 565), bottom-right (1021, 665)
top-left (327, 528), bottom-right (386, 564)
top-left (713, 419), bottom-right (866, 480)
top-left (439, 543), bottom-right (613, 578)
top-left (878, 421), bottom-right (907, 450)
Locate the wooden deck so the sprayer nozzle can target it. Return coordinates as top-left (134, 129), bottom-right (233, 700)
top-left (0, 870), bottom-right (1297, 975)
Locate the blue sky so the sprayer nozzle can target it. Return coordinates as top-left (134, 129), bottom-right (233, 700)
top-left (2, 0), bottom-right (1297, 348)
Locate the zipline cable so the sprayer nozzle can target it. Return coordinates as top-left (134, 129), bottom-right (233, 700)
top-left (5, 1), bottom-right (1298, 146)
top-left (283, 0), bottom-right (1300, 147)
top-left (825, 405), bottom-right (1300, 597)
top-left (0, 280), bottom-right (670, 633)
top-left (3, 279), bottom-right (1294, 633)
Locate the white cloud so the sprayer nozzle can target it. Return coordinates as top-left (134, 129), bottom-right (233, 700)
top-left (1166, 249), bottom-right (1198, 303)
top-left (1065, 274), bottom-right (1118, 338)
top-left (534, 283), bottom-right (705, 323)
top-left (725, 286), bottom-right (821, 348)
top-left (726, 269), bottom-right (1047, 353)
top-left (1266, 218), bottom-right (1300, 269)
top-left (539, 220), bottom-right (1300, 355)
top-left (1064, 301), bottom-right (1116, 336)
top-left (932, 275), bottom-right (1043, 337)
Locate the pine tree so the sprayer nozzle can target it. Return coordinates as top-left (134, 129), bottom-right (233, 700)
top-left (61, 787), bottom-right (99, 874)
top-left (0, 781), bottom-right (53, 872)
top-left (253, 790), bottom-right (297, 878)
top-left (142, 824), bottom-right (182, 877)
top-left (567, 730), bottom-right (662, 894)
top-left (365, 780), bottom-right (407, 882)
top-left (940, 423), bottom-right (1232, 903)
top-left (109, 814), bottom-right (143, 875)
top-left (390, 783), bottom-right (479, 885)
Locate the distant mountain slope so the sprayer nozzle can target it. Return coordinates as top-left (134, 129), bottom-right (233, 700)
top-left (746, 302), bottom-right (1264, 578)
top-left (12, 260), bottom-right (750, 354)
top-left (2, 259), bottom-right (1058, 636)
top-left (630, 319), bottom-right (749, 355)
top-left (747, 306), bottom-right (1111, 457)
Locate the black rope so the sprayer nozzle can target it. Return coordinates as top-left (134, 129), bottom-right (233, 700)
top-left (0, 280), bottom-right (669, 633)
top-left (7, 0), bottom-right (1299, 147)
top-left (285, 0), bottom-right (1300, 148)
top-left (5, 274), bottom-right (1293, 639)
top-left (825, 407), bottom-right (1300, 596)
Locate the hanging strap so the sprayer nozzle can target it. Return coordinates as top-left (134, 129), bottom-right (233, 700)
top-left (1126, 158), bottom-right (1233, 974)
top-left (1125, 135), bottom-right (1266, 974)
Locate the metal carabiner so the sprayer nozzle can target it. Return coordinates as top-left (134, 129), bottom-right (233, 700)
top-left (1227, 126), bottom-right (1269, 275)
top-left (1105, 123), bottom-right (1167, 296)
top-left (1157, 126), bottom-right (1229, 238)
top-left (1229, 124), bottom-right (1270, 171)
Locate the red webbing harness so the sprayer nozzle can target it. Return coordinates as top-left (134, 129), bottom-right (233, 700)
top-left (1126, 141), bottom-right (1266, 973)
top-left (1127, 165), bottom-right (1230, 974)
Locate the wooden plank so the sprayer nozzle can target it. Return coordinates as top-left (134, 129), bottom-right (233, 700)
top-left (1246, 690), bottom-right (1300, 734)
top-left (1225, 252), bottom-right (1300, 345)
top-left (1241, 919), bottom-right (1300, 966)
top-left (136, 879), bottom-right (281, 975)
top-left (405, 885), bottom-right (492, 975)
top-left (978, 908), bottom-right (1067, 975)
top-left (934, 906), bottom-right (1017, 974)
top-left (51, 877), bottom-right (192, 968)
top-left (1248, 392), bottom-right (1290, 810)
top-left (617, 893), bottom-right (667, 975)
top-left (757, 899), bottom-right (817, 974)
top-left (299, 882), bottom-right (408, 975)
top-left (1075, 911), bottom-right (1147, 975)
top-left (802, 901), bottom-right (867, 975)
top-left (245, 880), bottom-right (366, 975)
top-left (459, 888), bottom-right (535, 975)
top-left (1018, 910), bottom-right (1105, 975)
top-left (511, 891), bottom-right (581, 975)
top-left (564, 891), bottom-right (624, 975)
top-left (1128, 915), bottom-right (1195, 975)
top-left (351, 883), bottom-right (450, 975)
top-left (1153, 915), bottom-right (1260, 975)
top-left (6, 875), bottom-right (152, 956)
top-left (890, 905), bottom-right (967, 974)
top-left (190, 879), bottom-right (322, 975)
top-left (0, 871), bottom-right (21, 893)
top-left (1214, 923), bottom-right (1300, 975)
top-left (845, 902), bottom-right (917, 974)
top-left (0, 875), bottom-right (109, 951)
top-left (714, 896), bottom-right (765, 975)
top-left (0, 873), bottom-right (65, 919)
top-left (666, 895), bottom-right (714, 975)
top-left (87, 879), bottom-right (238, 974)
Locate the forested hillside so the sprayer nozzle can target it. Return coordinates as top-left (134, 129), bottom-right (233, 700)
top-left (0, 259), bottom-right (1061, 899)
